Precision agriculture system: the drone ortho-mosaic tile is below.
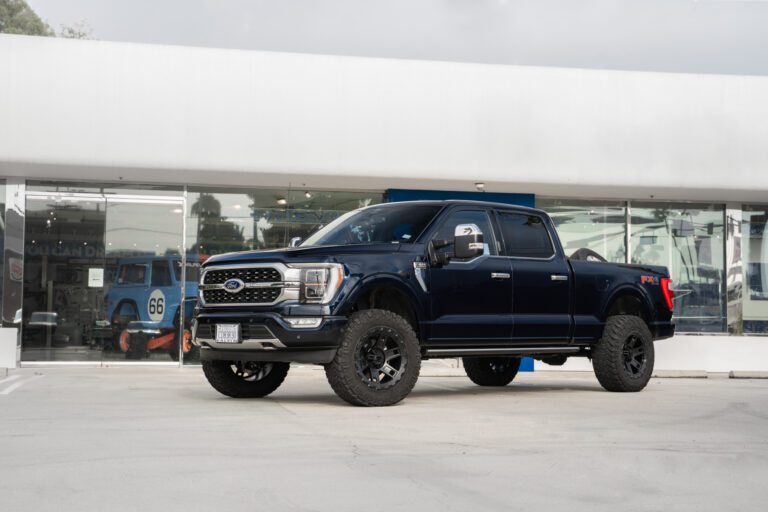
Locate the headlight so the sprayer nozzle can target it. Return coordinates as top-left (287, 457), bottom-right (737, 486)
top-left (298, 264), bottom-right (344, 304)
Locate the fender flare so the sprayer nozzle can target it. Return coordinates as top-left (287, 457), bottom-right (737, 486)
top-left (599, 284), bottom-right (654, 323)
top-left (339, 273), bottom-right (427, 330)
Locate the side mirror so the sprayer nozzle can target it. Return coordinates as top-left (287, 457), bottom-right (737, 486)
top-left (454, 224), bottom-right (484, 259)
top-left (428, 239), bottom-right (452, 267)
top-left (289, 237), bottom-right (302, 248)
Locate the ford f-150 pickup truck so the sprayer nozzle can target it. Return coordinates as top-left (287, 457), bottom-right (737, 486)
top-left (191, 200), bottom-right (675, 406)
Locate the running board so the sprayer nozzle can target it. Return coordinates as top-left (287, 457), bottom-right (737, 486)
top-left (424, 346), bottom-right (582, 357)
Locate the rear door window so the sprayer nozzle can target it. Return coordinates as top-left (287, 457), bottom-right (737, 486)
top-left (151, 260), bottom-right (173, 287)
top-left (496, 211), bottom-right (554, 258)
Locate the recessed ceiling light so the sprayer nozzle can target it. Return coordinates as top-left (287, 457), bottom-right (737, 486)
top-left (277, 198), bottom-right (287, 205)
top-left (475, 182), bottom-right (485, 191)
top-left (305, 192), bottom-right (312, 199)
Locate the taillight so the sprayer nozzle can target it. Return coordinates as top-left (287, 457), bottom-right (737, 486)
top-left (661, 278), bottom-right (674, 310)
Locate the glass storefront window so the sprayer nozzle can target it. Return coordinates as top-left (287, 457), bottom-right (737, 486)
top-left (536, 199), bottom-right (626, 263)
top-left (186, 188), bottom-right (383, 256)
top-left (742, 206), bottom-right (768, 334)
top-left (21, 185), bottom-right (184, 362)
top-left (631, 203), bottom-right (725, 333)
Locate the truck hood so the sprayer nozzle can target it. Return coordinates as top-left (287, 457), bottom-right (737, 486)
top-left (203, 243), bottom-right (403, 266)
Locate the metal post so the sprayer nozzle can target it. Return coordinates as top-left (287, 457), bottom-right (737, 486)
top-left (725, 203), bottom-right (743, 334)
top-left (625, 200), bottom-right (632, 264)
top-left (179, 187), bottom-right (187, 366)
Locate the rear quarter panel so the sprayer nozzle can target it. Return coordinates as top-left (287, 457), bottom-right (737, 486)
top-left (570, 260), bottom-right (672, 342)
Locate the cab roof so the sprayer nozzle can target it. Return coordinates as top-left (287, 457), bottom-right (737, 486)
top-left (371, 199), bottom-right (547, 216)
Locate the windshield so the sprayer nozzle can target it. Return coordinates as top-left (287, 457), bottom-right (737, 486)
top-left (302, 204), bottom-right (442, 247)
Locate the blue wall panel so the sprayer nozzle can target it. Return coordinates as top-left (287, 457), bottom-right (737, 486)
top-left (387, 188), bottom-right (534, 208)
top-left (387, 188), bottom-right (536, 372)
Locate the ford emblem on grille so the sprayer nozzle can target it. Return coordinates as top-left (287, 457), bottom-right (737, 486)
top-left (223, 278), bottom-right (245, 294)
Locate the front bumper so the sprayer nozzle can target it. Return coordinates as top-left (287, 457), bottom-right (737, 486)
top-left (192, 311), bottom-right (346, 364)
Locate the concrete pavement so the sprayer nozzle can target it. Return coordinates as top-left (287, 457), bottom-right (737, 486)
top-left (1, 366), bottom-right (766, 511)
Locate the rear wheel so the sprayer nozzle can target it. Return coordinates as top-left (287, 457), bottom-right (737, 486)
top-left (592, 315), bottom-right (654, 392)
top-left (202, 360), bottom-right (289, 398)
top-left (325, 309), bottom-right (421, 407)
top-left (463, 356), bottom-right (521, 386)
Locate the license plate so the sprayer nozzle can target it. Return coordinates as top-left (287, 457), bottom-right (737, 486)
top-left (216, 324), bottom-right (240, 344)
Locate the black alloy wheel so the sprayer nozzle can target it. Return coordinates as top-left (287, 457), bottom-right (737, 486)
top-left (354, 326), bottom-right (407, 390)
top-left (202, 359), bottom-right (290, 398)
top-left (622, 334), bottom-right (647, 377)
top-left (232, 361), bottom-right (275, 381)
top-left (463, 356), bottom-right (521, 386)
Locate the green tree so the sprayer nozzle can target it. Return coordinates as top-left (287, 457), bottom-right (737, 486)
top-left (0, 0), bottom-right (54, 36)
top-left (191, 193), bottom-right (247, 255)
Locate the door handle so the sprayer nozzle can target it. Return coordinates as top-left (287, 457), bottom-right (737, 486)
top-left (491, 272), bottom-right (510, 279)
top-left (551, 274), bottom-right (569, 281)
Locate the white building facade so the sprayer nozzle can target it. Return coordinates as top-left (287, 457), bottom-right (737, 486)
top-left (1, 34), bottom-right (767, 372)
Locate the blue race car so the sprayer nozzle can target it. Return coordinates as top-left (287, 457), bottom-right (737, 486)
top-left (106, 255), bottom-right (203, 360)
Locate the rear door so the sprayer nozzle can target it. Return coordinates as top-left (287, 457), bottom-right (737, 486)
top-left (495, 210), bottom-right (572, 344)
top-left (427, 208), bottom-right (513, 344)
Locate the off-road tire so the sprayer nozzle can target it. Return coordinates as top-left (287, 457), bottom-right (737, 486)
top-left (202, 360), bottom-right (289, 398)
top-left (592, 315), bottom-right (655, 392)
top-left (463, 356), bottom-right (521, 386)
top-left (325, 309), bottom-right (421, 407)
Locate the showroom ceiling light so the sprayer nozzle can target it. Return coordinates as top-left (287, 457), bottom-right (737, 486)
top-left (277, 198), bottom-right (287, 205)
top-left (475, 182), bottom-right (485, 192)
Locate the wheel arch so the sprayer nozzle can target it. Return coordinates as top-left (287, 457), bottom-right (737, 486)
top-left (341, 275), bottom-right (425, 339)
top-left (111, 299), bottom-right (140, 322)
top-left (601, 286), bottom-right (653, 325)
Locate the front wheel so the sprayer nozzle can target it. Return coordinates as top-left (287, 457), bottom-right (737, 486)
top-left (463, 356), bottom-right (521, 386)
top-left (592, 315), bottom-right (655, 392)
top-left (325, 309), bottom-right (421, 406)
top-left (202, 360), bottom-right (289, 398)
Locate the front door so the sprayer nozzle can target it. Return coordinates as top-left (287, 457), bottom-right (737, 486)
top-left (427, 209), bottom-right (513, 345)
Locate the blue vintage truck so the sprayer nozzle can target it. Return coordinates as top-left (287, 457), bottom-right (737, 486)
top-left (191, 200), bottom-right (675, 406)
top-left (107, 255), bottom-right (202, 360)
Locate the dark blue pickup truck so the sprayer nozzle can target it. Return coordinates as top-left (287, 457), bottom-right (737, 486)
top-left (192, 200), bottom-right (675, 406)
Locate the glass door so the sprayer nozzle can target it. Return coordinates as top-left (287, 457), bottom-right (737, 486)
top-left (22, 191), bottom-right (187, 364)
top-left (22, 193), bottom-right (107, 361)
top-left (102, 196), bottom-right (186, 363)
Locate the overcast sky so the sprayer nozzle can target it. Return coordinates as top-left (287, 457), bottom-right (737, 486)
top-left (25, 0), bottom-right (768, 76)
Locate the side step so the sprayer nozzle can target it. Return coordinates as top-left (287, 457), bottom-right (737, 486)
top-left (424, 346), bottom-right (582, 357)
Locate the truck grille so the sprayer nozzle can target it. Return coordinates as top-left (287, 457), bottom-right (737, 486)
top-left (202, 287), bottom-right (281, 305)
top-left (203, 267), bottom-right (281, 285)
